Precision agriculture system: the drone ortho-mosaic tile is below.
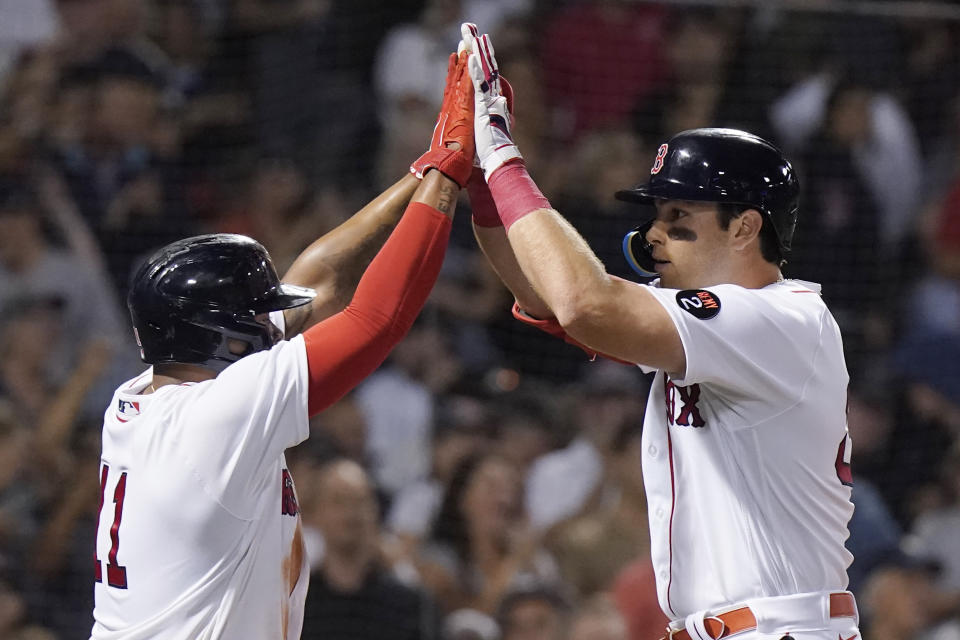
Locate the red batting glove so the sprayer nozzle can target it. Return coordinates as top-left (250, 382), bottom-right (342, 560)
top-left (410, 51), bottom-right (476, 187)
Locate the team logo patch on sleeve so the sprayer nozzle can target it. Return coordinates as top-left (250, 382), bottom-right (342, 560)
top-left (676, 289), bottom-right (721, 319)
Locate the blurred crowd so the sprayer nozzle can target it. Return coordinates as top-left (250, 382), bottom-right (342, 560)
top-left (1, 0), bottom-right (960, 638)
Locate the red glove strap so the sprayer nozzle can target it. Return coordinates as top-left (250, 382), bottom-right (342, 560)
top-left (511, 302), bottom-right (634, 365)
top-left (467, 168), bottom-right (502, 227)
top-left (412, 149), bottom-right (473, 188)
top-left (487, 161), bottom-right (552, 231)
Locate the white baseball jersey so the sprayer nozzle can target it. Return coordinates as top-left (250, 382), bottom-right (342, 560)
top-left (636, 279), bottom-right (854, 620)
top-left (91, 312), bottom-right (311, 640)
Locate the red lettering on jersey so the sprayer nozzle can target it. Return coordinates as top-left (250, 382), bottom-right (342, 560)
top-left (107, 472), bottom-right (129, 588)
top-left (281, 469), bottom-right (299, 516)
top-left (665, 378), bottom-right (706, 428)
top-left (94, 465), bottom-right (129, 588)
top-left (94, 465), bottom-right (108, 583)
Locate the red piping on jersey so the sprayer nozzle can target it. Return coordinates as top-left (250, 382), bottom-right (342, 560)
top-left (791, 290), bottom-right (817, 293)
top-left (124, 371), bottom-right (151, 391)
top-left (666, 417), bottom-right (677, 617)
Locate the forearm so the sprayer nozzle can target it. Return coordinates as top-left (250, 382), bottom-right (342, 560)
top-left (36, 339), bottom-right (112, 454)
top-left (282, 174), bottom-right (419, 335)
top-left (465, 25), bottom-right (682, 370)
top-left (473, 223), bottom-right (552, 319)
top-left (38, 167), bottom-right (108, 275)
top-left (507, 211), bottom-right (683, 370)
top-left (468, 166), bottom-right (552, 318)
top-left (302, 171), bottom-right (456, 415)
top-left (506, 208), bottom-right (612, 326)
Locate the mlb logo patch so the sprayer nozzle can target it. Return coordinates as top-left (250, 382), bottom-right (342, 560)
top-left (117, 399), bottom-right (141, 421)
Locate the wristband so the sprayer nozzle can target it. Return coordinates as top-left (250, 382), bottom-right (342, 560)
top-left (487, 161), bottom-right (552, 231)
top-left (467, 168), bottom-right (501, 227)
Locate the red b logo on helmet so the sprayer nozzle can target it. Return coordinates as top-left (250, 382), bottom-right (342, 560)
top-left (651, 143), bottom-right (668, 175)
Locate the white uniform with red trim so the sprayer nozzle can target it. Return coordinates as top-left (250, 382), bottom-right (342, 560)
top-left (637, 279), bottom-right (859, 638)
top-left (91, 311), bottom-right (311, 640)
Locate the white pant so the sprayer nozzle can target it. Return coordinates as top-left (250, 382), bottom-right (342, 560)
top-left (669, 591), bottom-right (861, 640)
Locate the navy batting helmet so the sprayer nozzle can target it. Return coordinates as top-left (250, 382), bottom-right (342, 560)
top-left (615, 128), bottom-right (799, 276)
top-left (128, 234), bottom-right (316, 372)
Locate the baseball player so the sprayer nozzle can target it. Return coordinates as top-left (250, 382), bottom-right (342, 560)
top-left (90, 50), bottom-right (475, 640)
top-left (461, 24), bottom-right (861, 640)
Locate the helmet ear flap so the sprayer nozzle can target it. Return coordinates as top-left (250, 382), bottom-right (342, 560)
top-left (622, 222), bottom-right (658, 277)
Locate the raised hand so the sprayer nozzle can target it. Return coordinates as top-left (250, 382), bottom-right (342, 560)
top-left (409, 49), bottom-right (476, 187)
top-left (462, 23), bottom-right (523, 179)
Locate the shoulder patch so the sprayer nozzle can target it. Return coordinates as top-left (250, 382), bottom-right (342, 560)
top-left (675, 289), bottom-right (721, 319)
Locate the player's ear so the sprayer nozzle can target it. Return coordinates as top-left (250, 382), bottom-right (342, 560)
top-left (730, 208), bottom-right (764, 251)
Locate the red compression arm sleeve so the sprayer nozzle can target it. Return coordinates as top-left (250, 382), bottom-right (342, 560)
top-left (302, 202), bottom-right (451, 416)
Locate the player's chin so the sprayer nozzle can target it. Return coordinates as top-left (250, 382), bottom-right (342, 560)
top-left (654, 261), bottom-right (674, 285)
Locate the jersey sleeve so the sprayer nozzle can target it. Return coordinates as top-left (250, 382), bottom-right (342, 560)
top-left (174, 334), bottom-right (310, 518)
top-left (642, 283), bottom-right (829, 418)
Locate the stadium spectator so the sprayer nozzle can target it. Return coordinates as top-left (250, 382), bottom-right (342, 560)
top-left (232, 0), bottom-right (331, 162)
top-left (897, 17), bottom-right (960, 161)
top-left (373, 0), bottom-right (463, 186)
top-left (301, 458), bottom-right (441, 640)
top-left (442, 608), bottom-right (500, 640)
top-left (858, 549), bottom-right (959, 640)
top-left (631, 8), bottom-right (753, 141)
top-left (306, 393), bottom-right (370, 466)
top-left (490, 392), bottom-right (555, 478)
top-left (420, 235), bottom-right (510, 373)
top-left (0, 0), bottom-right (57, 88)
top-left (0, 578), bottom-right (55, 640)
top-left (356, 322), bottom-right (463, 496)
top-left (210, 155), bottom-right (331, 274)
top-left (845, 477), bottom-right (904, 595)
top-left (912, 443), bottom-right (960, 595)
top-left (540, 0), bottom-right (668, 141)
top-left (419, 452), bottom-right (559, 614)
top-left (388, 393), bottom-right (492, 557)
top-left (568, 595), bottom-right (629, 640)
top-left (525, 361), bottom-right (646, 533)
top-left (495, 579), bottom-right (572, 640)
top-left (21, 429), bottom-right (101, 637)
top-left (0, 180), bottom-right (134, 419)
top-left (906, 442), bottom-right (960, 639)
top-left (787, 81), bottom-right (887, 358)
top-left (548, 419), bottom-right (652, 600)
top-left (557, 129), bottom-right (652, 282)
top-left (610, 560), bottom-right (669, 640)
top-left (771, 75), bottom-right (922, 252)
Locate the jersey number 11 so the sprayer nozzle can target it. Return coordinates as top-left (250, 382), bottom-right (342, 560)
top-left (95, 464), bottom-right (129, 589)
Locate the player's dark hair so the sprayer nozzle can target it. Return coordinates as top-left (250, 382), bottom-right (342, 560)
top-left (716, 203), bottom-right (784, 266)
